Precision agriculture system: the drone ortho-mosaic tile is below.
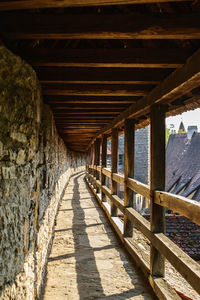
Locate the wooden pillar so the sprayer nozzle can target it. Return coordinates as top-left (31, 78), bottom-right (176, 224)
top-left (91, 143), bottom-right (95, 183)
top-left (124, 119), bottom-right (135, 237)
top-left (95, 138), bottom-right (100, 192)
top-left (101, 134), bottom-right (107, 201)
top-left (111, 128), bottom-right (118, 216)
top-left (91, 145), bottom-right (93, 165)
top-left (89, 147), bottom-right (92, 177)
top-left (150, 104), bottom-right (166, 277)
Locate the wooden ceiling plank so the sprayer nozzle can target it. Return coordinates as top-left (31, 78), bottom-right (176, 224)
top-left (45, 99), bottom-right (137, 104)
top-left (0, 0), bottom-right (192, 11)
top-left (42, 84), bottom-right (152, 97)
top-left (53, 111), bottom-right (122, 115)
top-left (56, 119), bottom-right (106, 126)
top-left (49, 104), bottom-right (129, 109)
top-left (36, 67), bottom-right (169, 83)
top-left (43, 90), bottom-right (148, 96)
top-left (54, 116), bottom-right (114, 119)
top-left (1, 13), bottom-right (200, 40)
top-left (59, 124), bottom-right (102, 130)
top-left (13, 48), bottom-right (190, 68)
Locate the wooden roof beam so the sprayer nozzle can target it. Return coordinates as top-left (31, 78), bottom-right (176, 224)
top-left (87, 48), bottom-right (200, 147)
top-left (36, 67), bottom-right (169, 84)
top-left (49, 105), bottom-right (129, 109)
top-left (0, 0), bottom-right (192, 11)
top-left (44, 96), bottom-right (139, 104)
top-left (13, 48), bottom-right (191, 68)
top-left (1, 13), bottom-right (200, 39)
top-left (42, 84), bottom-right (152, 96)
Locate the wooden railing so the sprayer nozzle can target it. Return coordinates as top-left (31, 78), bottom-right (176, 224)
top-left (85, 105), bottom-right (200, 299)
top-left (86, 166), bottom-right (200, 299)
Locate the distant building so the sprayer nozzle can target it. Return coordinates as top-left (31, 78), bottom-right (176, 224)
top-left (166, 131), bottom-right (200, 201)
top-left (178, 121), bottom-right (186, 133)
top-left (187, 125), bottom-right (197, 140)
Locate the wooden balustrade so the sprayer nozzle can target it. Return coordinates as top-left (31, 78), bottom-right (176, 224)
top-left (86, 104), bottom-right (200, 299)
top-left (86, 169), bottom-right (200, 297)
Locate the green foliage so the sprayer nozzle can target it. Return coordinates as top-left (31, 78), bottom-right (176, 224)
top-left (166, 128), bottom-right (170, 145)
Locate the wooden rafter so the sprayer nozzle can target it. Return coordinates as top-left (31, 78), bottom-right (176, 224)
top-left (1, 13), bottom-right (200, 39)
top-left (0, 0), bottom-right (192, 11)
top-left (37, 67), bottom-right (166, 84)
top-left (44, 90), bottom-right (148, 96)
top-left (44, 96), bottom-right (138, 104)
top-left (42, 84), bottom-right (152, 96)
top-left (13, 48), bottom-right (190, 68)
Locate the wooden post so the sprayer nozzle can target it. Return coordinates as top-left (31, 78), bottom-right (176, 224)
top-left (95, 138), bottom-right (100, 192)
top-left (91, 143), bottom-right (95, 184)
top-left (150, 104), bottom-right (166, 277)
top-left (111, 128), bottom-right (118, 216)
top-left (101, 134), bottom-right (107, 201)
top-left (124, 119), bottom-right (135, 237)
top-left (89, 147), bottom-right (92, 178)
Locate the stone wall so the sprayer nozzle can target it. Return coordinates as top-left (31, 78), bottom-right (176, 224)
top-left (0, 45), bottom-right (85, 299)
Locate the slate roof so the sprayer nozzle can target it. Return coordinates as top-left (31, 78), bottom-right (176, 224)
top-left (166, 132), bottom-right (200, 201)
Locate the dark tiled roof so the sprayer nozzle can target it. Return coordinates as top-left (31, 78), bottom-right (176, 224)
top-left (166, 132), bottom-right (200, 201)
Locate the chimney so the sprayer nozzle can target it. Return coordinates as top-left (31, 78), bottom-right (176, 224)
top-left (187, 125), bottom-right (197, 140)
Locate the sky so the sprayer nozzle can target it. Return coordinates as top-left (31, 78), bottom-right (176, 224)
top-left (165, 108), bottom-right (200, 132)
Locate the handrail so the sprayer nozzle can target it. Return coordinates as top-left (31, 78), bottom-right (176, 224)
top-left (155, 191), bottom-right (200, 226)
top-left (113, 172), bottom-right (124, 184)
top-left (86, 170), bottom-right (200, 298)
top-left (127, 177), bottom-right (150, 199)
top-left (102, 167), bottom-right (111, 178)
top-left (88, 166), bottom-right (200, 226)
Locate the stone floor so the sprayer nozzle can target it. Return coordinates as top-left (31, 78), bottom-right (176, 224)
top-left (41, 171), bottom-right (155, 300)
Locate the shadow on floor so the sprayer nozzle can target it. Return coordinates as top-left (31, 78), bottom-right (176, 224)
top-left (42, 172), bottom-right (155, 299)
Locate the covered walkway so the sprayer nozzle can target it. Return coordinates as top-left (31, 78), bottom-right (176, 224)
top-left (42, 171), bottom-right (154, 300)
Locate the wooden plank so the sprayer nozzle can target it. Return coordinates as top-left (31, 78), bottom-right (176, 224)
top-left (0, 0), bottom-right (192, 11)
top-left (149, 277), bottom-right (181, 300)
top-left (55, 116), bottom-right (114, 119)
top-left (44, 90), bottom-right (148, 97)
top-left (36, 67), bottom-right (166, 84)
top-left (96, 166), bottom-right (101, 172)
top-left (124, 206), bottom-right (200, 296)
top-left (127, 178), bottom-right (150, 199)
top-left (53, 111), bottom-right (120, 115)
top-left (86, 178), bottom-right (190, 300)
top-left (125, 207), bottom-right (151, 239)
top-left (57, 125), bottom-right (103, 129)
top-left (44, 96), bottom-right (138, 104)
top-left (58, 129), bottom-right (100, 134)
top-left (155, 191), bottom-right (200, 226)
top-left (101, 184), bottom-right (125, 213)
top-left (56, 121), bottom-right (107, 125)
top-left (124, 238), bottom-right (181, 300)
top-left (102, 167), bottom-right (111, 178)
top-left (112, 173), bottom-right (124, 185)
top-left (111, 194), bottom-right (125, 214)
top-left (124, 119), bottom-right (135, 237)
top-left (111, 128), bottom-right (118, 217)
top-left (14, 48), bottom-right (189, 68)
top-left (101, 134), bottom-right (107, 202)
top-left (150, 104), bottom-right (166, 277)
top-left (49, 105), bottom-right (129, 110)
top-left (152, 233), bottom-right (200, 295)
top-left (2, 13), bottom-right (200, 39)
top-left (42, 84), bottom-right (151, 96)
